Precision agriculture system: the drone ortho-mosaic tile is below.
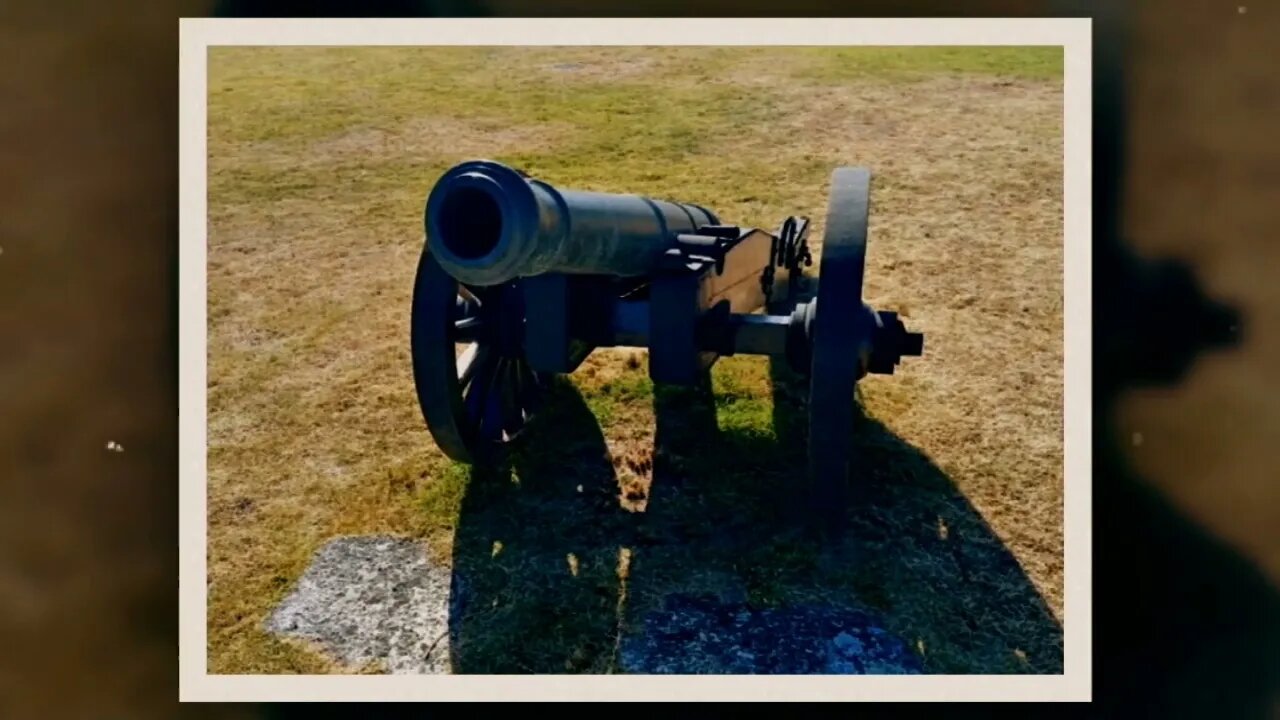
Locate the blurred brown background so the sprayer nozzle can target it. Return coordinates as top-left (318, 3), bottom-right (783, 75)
top-left (0, 0), bottom-right (1276, 717)
top-left (1116, 1), bottom-right (1280, 589)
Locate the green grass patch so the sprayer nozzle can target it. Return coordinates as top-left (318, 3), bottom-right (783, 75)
top-left (792, 46), bottom-right (1064, 82)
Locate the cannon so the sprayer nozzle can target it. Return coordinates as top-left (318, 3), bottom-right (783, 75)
top-left (411, 159), bottom-right (923, 527)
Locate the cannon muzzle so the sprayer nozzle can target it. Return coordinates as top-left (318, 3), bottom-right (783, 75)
top-left (425, 160), bottom-right (720, 286)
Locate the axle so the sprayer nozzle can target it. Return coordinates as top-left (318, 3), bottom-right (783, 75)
top-left (455, 273), bottom-right (924, 379)
top-left (606, 297), bottom-right (923, 377)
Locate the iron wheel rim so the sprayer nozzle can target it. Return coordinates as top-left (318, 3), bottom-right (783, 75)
top-left (410, 250), bottom-right (547, 464)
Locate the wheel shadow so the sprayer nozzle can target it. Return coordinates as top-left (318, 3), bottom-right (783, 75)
top-left (445, 377), bottom-right (629, 673)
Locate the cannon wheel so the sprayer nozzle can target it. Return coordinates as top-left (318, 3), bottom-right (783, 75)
top-left (806, 167), bottom-right (877, 533)
top-left (411, 251), bottom-right (548, 464)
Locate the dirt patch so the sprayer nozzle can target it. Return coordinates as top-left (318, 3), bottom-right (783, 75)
top-left (311, 116), bottom-right (569, 163)
top-left (614, 444), bottom-right (655, 513)
top-left (229, 115), bottom-right (573, 171)
top-left (709, 76), bottom-right (1061, 163)
top-left (540, 57), bottom-right (657, 81)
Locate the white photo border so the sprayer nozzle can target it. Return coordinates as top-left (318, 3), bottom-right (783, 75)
top-left (179, 16), bottom-right (1092, 702)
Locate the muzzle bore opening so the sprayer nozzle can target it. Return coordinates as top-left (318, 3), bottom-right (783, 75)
top-left (437, 186), bottom-right (504, 261)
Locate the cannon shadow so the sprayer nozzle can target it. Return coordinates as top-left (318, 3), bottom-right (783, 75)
top-left (616, 359), bottom-right (1064, 674)
top-left (446, 353), bottom-right (1064, 674)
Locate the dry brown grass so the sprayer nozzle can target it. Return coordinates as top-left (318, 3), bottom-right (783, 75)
top-left (206, 46), bottom-right (1063, 673)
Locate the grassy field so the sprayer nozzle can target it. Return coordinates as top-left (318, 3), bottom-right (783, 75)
top-left (207, 46), bottom-right (1064, 674)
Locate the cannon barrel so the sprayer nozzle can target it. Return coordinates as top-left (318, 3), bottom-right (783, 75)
top-left (425, 160), bottom-right (720, 286)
